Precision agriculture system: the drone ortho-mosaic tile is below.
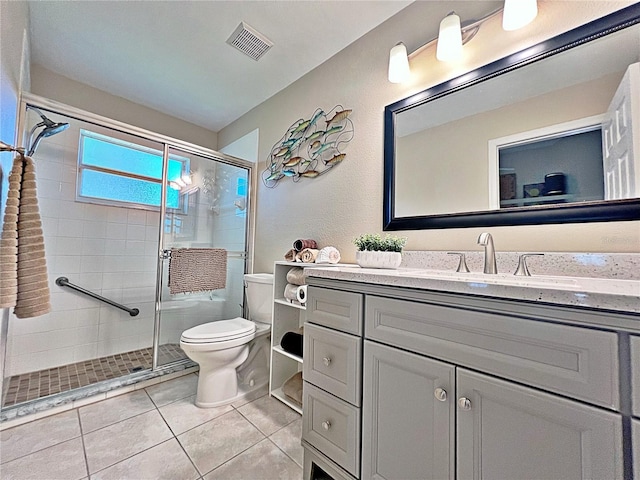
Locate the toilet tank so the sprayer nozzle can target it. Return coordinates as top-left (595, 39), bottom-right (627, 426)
top-left (244, 273), bottom-right (273, 324)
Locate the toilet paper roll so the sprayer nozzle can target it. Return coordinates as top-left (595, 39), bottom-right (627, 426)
top-left (284, 283), bottom-right (307, 304)
top-left (296, 284), bottom-right (307, 304)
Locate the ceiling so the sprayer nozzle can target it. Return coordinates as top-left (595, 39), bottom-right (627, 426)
top-left (27, 0), bottom-right (413, 132)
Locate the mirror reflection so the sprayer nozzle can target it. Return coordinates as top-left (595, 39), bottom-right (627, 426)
top-left (393, 23), bottom-right (639, 219)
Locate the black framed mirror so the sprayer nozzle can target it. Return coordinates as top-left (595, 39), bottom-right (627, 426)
top-left (384, 5), bottom-right (640, 231)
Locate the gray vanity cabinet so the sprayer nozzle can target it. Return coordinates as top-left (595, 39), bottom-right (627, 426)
top-left (361, 341), bottom-right (455, 480)
top-left (456, 369), bottom-right (622, 480)
top-left (303, 279), bottom-right (634, 480)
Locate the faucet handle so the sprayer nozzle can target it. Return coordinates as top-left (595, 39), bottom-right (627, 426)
top-left (447, 252), bottom-right (470, 273)
top-left (514, 253), bottom-right (544, 276)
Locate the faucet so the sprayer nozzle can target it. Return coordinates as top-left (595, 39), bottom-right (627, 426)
top-left (477, 232), bottom-right (498, 274)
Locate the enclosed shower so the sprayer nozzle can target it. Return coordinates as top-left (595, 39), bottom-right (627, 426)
top-left (0, 96), bottom-right (253, 415)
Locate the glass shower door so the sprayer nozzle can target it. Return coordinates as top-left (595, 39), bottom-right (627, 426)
top-left (155, 147), bottom-right (250, 367)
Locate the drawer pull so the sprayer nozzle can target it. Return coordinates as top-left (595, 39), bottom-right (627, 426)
top-left (434, 387), bottom-right (447, 402)
top-left (458, 397), bottom-right (472, 411)
top-left (323, 356), bottom-right (332, 367)
top-left (322, 420), bottom-right (332, 430)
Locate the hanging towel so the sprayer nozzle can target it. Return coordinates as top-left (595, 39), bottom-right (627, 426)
top-left (0, 143), bottom-right (51, 318)
top-left (168, 248), bottom-right (227, 294)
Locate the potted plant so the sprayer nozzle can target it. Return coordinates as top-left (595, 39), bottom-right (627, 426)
top-left (353, 233), bottom-right (407, 269)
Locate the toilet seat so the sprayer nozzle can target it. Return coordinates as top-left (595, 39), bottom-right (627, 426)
top-left (181, 317), bottom-right (256, 344)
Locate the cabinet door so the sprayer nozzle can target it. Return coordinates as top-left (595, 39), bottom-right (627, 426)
top-left (362, 341), bottom-right (455, 480)
top-left (631, 335), bottom-right (640, 418)
top-left (633, 419), bottom-right (640, 480)
top-left (456, 369), bottom-right (623, 480)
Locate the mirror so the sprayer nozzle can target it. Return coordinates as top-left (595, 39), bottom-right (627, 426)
top-left (384, 6), bottom-right (640, 230)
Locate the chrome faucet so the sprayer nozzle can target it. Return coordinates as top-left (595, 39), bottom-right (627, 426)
top-left (477, 232), bottom-right (498, 274)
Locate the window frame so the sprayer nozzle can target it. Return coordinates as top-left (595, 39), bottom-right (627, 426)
top-left (76, 129), bottom-right (190, 212)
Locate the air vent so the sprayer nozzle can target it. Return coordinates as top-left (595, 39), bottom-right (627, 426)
top-left (226, 22), bottom-right (273, 61)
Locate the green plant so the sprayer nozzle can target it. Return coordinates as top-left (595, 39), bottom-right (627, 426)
top-left (353, 233), bottom-right (407, 253)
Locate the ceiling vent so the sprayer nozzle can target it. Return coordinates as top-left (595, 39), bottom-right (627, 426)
top-left (226, 22), bottom-right (273, 61)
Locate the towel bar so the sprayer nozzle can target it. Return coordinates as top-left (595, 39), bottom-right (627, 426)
top-left (55, 277), bottom-right (139, 316)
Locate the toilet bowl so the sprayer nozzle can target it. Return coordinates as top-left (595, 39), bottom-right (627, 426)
top-left (180, 273), bottom-right (273, 408)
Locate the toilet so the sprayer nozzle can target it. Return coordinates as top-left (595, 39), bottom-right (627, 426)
top-left (180, 273), bottom-right (273, 408)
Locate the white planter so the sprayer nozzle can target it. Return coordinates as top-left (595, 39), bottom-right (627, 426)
top-left (356, 251), bottom-right (402, 269)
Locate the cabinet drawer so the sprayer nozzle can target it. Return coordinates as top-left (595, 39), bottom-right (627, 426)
top-left (304, 323), bottom-right (362, 406)
top-left (631, 336), bottom-right (640, 418)
top-left (365, 295), bottom-right (620, 409)
top-left (302, 382), bottom-right (361, 477)
top-left (306, 287), bottom-right (363, 335)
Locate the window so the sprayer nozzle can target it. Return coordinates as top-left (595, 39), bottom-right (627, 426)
top-left (77, 130), bottom-right (189, 209)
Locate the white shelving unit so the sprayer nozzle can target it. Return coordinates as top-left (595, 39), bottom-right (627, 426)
top-left (269, 261), bottom-right (307, 413)
top-left (270, 261), bottom-right (328, 414)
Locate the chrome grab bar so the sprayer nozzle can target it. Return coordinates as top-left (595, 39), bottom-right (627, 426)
top-left (55, 276), bottom-right (140, 317)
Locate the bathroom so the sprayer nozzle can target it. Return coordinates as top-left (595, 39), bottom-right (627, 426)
top-left (1, 1), bottom-right (639, 479)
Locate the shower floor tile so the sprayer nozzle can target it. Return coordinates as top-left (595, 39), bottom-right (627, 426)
top-left (2, 344), bottom-right (186, 407)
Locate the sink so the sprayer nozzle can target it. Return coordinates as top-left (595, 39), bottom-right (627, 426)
top-left (393, 268), bottom-right (639, 296)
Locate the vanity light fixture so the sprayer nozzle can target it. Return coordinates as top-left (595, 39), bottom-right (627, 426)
top-left (436, 12), bottom-right (463, 62)
top-left (388, 0), bottom-right (538, 83)
top-left (388, 42), bottom-right (411, 83)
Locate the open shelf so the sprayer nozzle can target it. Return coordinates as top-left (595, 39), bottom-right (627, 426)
top-left (274, 298), bottom-right (306, 310)
top-left (271, 386), bottom-right (302, 415)
top-left (273, 345), bottom-right (303, 364)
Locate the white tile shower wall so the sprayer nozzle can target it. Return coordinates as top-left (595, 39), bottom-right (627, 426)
top-left (5, 126), bottom-right (160, 377)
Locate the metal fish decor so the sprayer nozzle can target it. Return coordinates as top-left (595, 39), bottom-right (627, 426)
top-left (262, 105), bottom-right (354, 187)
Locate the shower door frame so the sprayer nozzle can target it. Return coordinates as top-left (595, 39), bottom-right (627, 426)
top-left (14, 92), bottom-right (257, 375)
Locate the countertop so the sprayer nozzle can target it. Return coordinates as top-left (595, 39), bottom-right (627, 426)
top-left (304, 265), bottom-right (640, 314)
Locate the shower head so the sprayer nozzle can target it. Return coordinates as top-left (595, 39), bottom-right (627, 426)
top-left (26, 106), bottom-right (70, 156)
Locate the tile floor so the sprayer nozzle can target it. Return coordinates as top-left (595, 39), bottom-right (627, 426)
top-left (0, 373), bottom-right (303, 479)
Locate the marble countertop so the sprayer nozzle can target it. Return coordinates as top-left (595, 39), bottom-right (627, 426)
top-left (304, 265), bottom-right (640, 314)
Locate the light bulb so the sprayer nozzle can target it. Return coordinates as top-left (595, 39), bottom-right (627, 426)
top-left (436, 12), bottom-right (463, 62)
top-left (388, 42), bottom-right (411, 84)
top-left (503, 0), bottom-right (538, 31)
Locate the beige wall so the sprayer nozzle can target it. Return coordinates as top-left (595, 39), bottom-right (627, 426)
top-left (218, 1), bottom-right (639, 273)
top-left (30, 65), bottom-right (218, 151)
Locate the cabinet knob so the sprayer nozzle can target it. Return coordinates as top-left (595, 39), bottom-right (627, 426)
top-left (322, 357), bottom-right (332, 367)
top-left (434, 388), bottom-right (447, 402)
top-left (322, 420), bottom-right (331, 430)
top-left (458, 397), bottom-right (472, 411)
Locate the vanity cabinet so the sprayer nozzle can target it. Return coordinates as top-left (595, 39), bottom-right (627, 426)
top-left (303, 277), bottom-right (635, 480)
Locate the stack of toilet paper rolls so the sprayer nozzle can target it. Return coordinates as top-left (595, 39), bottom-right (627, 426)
top-left (284, 267), bottom-right (307, 305)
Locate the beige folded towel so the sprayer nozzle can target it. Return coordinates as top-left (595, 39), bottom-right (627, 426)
top-left (168, 248), bottom-right (227, 294)
top-left (0, 145), bottom-right (51, 318)
top-left (282, 371), bottom-right (303, 408)
top-left (297, 248), bottom-right (319, 263)
top-left (284, 248), bottom-right (296, 262)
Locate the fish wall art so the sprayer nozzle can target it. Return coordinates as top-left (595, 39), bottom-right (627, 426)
top-left (262, 105), bottom-right (354, 187)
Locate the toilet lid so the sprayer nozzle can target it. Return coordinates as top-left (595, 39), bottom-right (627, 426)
top-left (181, 318), bottom-right (255, 343)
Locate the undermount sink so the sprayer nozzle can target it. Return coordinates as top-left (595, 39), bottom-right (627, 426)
top-left (393, 269), bottom-right (639, 296)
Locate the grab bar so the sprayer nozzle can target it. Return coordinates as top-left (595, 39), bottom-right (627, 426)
top-left (55, 277), bottom-right (140, 317)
